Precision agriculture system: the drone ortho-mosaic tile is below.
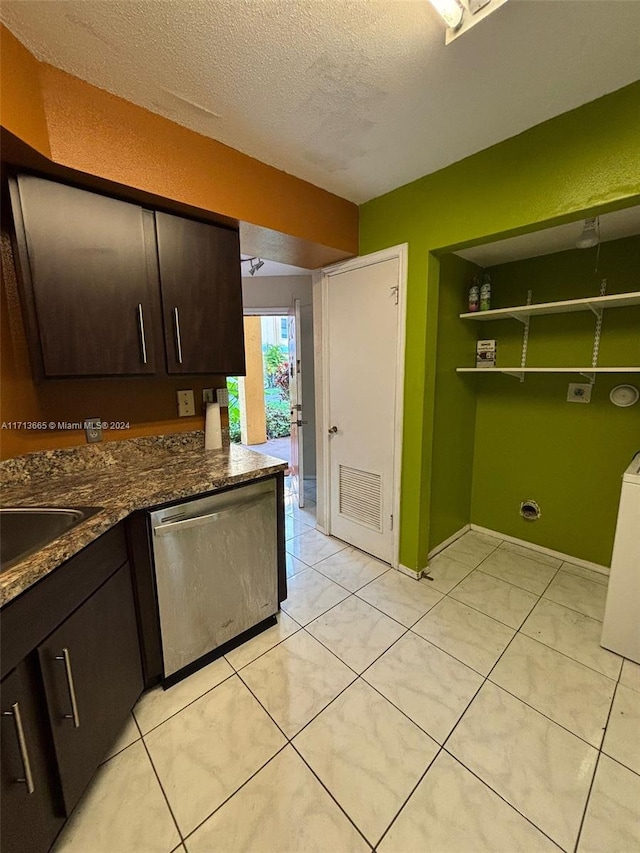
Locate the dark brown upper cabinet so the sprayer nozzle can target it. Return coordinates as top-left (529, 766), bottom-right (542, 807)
top-left (155, 211), bottom-right (245, 375)
top-left (8, 175), bottom-right (245, 379)
top-left (10, 175), bottom-right (163, 378)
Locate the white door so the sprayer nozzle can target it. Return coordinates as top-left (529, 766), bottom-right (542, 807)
top-left (324, 253), bottom-right (404, 564)
top-left (288, 299), bottom-right (304, 508)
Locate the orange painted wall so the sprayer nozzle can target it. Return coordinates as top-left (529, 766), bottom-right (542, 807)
top-left (0, 26), bottom-right (358, 259)
top-left (0, 26), bottom-right (356, 460)
top-left (0, 27), bottom-right (50, 158)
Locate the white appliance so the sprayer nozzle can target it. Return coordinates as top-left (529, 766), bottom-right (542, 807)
top-left (601, 452), bottom-right (640, 663)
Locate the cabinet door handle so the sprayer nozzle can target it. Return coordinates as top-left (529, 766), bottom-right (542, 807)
top-left (137, 304), bottom-right (148, 364)
top-left (173, 307), bottom-right (184, 364)
top-left (55, 648), bottom-right (81, 728)
top-left (2, 703), bottom-right (35, 794)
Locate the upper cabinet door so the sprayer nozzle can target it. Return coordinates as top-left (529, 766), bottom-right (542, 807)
top-left (155, 212), bottom-right (246, 375)
top-left (11, 175), bottom-right (161, 377)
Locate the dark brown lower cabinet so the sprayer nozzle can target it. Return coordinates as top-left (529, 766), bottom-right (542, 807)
top-left (1, 659), bottom-right (64, 853)
top-left (38, 563), bottom-right (143, 814)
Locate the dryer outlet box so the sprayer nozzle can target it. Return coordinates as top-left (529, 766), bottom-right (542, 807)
top-left (567, 383), bottom-right (592, 403)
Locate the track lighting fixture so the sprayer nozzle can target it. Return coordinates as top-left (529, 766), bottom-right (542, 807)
top-left (240, 257), bottom-right (265, 276)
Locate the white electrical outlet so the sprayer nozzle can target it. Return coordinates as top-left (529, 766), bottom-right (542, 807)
top-left (84, 417), bottom-right (103, 443)
top-left (177, 389), bottom-right (196, 417)
top-left (567, 383), bottom-right (592, 404)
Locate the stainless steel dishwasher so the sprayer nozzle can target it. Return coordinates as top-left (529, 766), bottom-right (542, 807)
top-left (150, 478), bottom-right (278, 681)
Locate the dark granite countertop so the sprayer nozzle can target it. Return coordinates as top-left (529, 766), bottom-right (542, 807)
top-left (0, 437), bottom-right (287, 607)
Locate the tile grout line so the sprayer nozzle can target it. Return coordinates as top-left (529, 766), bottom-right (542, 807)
top-left (374, 541), bottom-right (561, 851)
top-left (138, 731), bottom-right (185, 846)
top-left (444, 590), bottom-right (534, 631)
top-left (572, 676), bottom-right (634, 852)
top-left (516, 594), bottom-right (622, 680)
top-left (134, 668), bottom-right (237, 738)
top-left (481, 676), bottom-right (612, 753)
top-left (441, 545), bottom-right (554, 625)
top-left (313, 562), bottom-right (390, 593)
top-left (473, 565), bottom-right (556, 596)
top-left (597, 680), bottom-right (640, 777)
top-left (289, 743), bottom-right (376, 851)
top-left (178, 742), bottom-right (291, 847)
top-left (230, 655), bottom-right (382, 848)
top-left (497, 630), bottom-right (620, 687)
top-left (438, 748), bottom-right (568, 853)
top-left (371, 746), bottom-right (443, 852)
top-left (540, 594), bottom-right (607, 624)
top-left (439, 561), bottom-right (556, 760)
top-left (437, 557), bottom-right (605, 851)
top-left (571, 750), bottom-right (605, 853)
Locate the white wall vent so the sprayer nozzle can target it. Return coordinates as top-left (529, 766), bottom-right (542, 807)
top-left (338, 465), bottom-right (383, 532)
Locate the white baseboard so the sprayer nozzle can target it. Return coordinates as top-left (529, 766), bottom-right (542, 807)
top-left (470, 524), bottom-right (610, 577)
top-left (427, 525), bottom-right (471, 560)
top-left (398, 563), bottom-right (424, 580)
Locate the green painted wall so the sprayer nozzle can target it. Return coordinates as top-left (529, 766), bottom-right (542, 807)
top-left (360, 82), bottom-right (640, 572)
top-left (429, 253), bottom-right (480, 550)
top-left (470, 236), bottom-right (640, 566)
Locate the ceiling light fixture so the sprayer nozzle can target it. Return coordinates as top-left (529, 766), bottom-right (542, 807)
top-left (576, 218), bottom-right (600, 249)
top-left (427, 0), bottom-right (464, 30)
top-left (428, 0), bottom-right (510, 45)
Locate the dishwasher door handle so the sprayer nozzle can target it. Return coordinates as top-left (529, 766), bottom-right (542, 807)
top-left (153, 497), bottom-right (266, 536)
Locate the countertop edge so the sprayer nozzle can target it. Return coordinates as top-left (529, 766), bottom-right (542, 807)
top-left (1, 458), bottom-right (287, 608)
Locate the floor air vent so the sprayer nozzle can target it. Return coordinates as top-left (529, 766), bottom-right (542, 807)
top-left (338, 465), bottom-right (383, 531)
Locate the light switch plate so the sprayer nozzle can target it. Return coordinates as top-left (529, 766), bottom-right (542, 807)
top-left (567, 383), bottom-right (592, 403)
top-left (216, 387), bottom-right (229, 407)
top-left (177, 390), bottom-right (195, 417)
top-left (202, 388), bottom-right (215, 405)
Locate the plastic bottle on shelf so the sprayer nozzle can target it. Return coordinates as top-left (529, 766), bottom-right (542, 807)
top-left (480, 273), bottom-right (492, 311)
top-left (468, 276), bottom-right (480, 312)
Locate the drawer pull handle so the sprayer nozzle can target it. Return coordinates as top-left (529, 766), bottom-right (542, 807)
top-left (137, 304), bottom-right (148, 364)
top-left (55, 648), bottom-right (81, 728)
top-left (173, 307), bottom-right (184, 364)
top-left (2, 703), bottom-right (35, 793)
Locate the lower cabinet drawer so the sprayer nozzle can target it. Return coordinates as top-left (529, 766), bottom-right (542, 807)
top-left (38, 563), bottom-right (143, 814)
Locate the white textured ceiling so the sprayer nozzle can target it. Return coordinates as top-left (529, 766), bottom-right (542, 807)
top-left (457, 206), bottom-right (640, 266)
top-left (2, 1), bottom-right (640, 204)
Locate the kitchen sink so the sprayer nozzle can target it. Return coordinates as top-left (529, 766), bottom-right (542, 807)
top-left (0, 507), bottom-right (102, 573)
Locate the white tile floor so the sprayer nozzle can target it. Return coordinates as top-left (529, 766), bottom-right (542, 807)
top-left (53, 486), bottom-right (640, 853)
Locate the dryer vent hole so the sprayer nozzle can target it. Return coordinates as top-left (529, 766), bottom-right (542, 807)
top-left (520, 500), bottom-right (541, 521)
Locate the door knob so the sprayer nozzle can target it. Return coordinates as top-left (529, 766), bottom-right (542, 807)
top-left (328, 425), bottom-right (338, 434)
